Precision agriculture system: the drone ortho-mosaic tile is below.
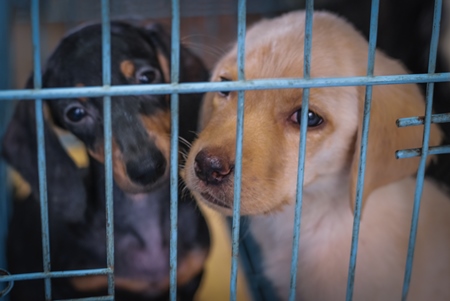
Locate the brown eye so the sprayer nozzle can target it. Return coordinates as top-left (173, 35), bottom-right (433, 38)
top-left (291, 109), bottom-right (323, 127)
top-left (138, 70), bottom-right (157, 84)
top-left (218, 76), bottom-right (231, 97)
top-left (65, 105), bottom-right (87, 123)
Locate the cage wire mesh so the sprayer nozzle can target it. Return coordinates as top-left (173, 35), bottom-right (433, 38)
top-left (1, 0), bottom-right (450, 301)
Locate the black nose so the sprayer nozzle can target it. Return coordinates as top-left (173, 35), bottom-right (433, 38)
top-left (194, 149), bottom-right (233, 185)
top-left (126, 151), bottom-right (166, 186)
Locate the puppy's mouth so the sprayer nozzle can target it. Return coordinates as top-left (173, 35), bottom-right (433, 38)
top-left (200, 192), bottom-right (231, 209)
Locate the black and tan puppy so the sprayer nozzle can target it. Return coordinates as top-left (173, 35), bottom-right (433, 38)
top-left (2, 22), bottom-right (210, 301)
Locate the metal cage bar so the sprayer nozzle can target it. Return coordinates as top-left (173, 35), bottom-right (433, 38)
top-left (31, 1), bottom-right (53, 299)
top-left (0, 1), bottom-right (12, 300)
top-left (0, 0), bottom-right (450, 300)
top-left (345, 1), bottom-right (380, 300)
top-left (401, 1), bottom-right (443, 300)
top-left (169, 0), bottom-right (180, 300)
top-left (100, 0), bottom-right (115, 297)
top-left (398, 113), bottom-right (450, 127)
top-left (53, 296), bottom-right (114, 301)
top-left (1, 73), bottom-right (449, 101)
top-left (0, 268), bottom-right (111, 282)
top-left (229, 0), bottom-right (246, 300)
top-left (288, 1), bottom-right (313, 300)
top-left (397, 144), bottom-right (450, 159)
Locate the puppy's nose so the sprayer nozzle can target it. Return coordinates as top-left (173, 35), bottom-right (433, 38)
top-left (126, 151), bottom-right (166, 186)
top-left (194, 149), bottom-right (233, 185)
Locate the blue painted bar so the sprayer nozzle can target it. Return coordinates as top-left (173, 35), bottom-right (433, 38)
top-left (396, 144), bottom-right (450, 159)
top-left (0, 0), bottom-right (12, 299)
top-left (288, 1), bottom-right (313, 300)
top-left (401, 1), bottom-right (442, 300)
top-left (346, 1), bottom-right (379, 300)
top-left (169, 0), bottom-right (180, 300)
top-left (31, 1), bottom-right (52, 299)
top-left (0, 73), bottom-right (449, 101)
top-left (101, 0), bottom-right (115, 296)
top-left (0, 268), bottom-right (112, 282)
top-left (397, 113), bottom-right (450, 127)
top-left (53, 296), bottom-right (114, 301)
top-left (0, 269), bottom-right (13, 299)
top-left (229, 0), bottom-right (246, 300)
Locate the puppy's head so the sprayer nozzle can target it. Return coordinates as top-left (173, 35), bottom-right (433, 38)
top-left (183, 11), bottom-right (442, 215)
top-left (4, 22), bottom-right (206, 195)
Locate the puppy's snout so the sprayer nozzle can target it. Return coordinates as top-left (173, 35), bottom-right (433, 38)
top-left (126, 151), bottom-right (166, 186)
top-left (194, 149), bottom-right (233, 185)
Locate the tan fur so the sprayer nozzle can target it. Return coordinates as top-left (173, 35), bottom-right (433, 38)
top-left (75, 83), bottom-right (88, 102)
top-left (140, 112), bottom-right (171, 167)
top-left (156, 52), bottom-right (170, 83)
top-left (183, 10), bottom-right (450, 301)
top-left (87, 111), bottom-right (171, 194)
top-left (87, 139), bottom-right (141, 193)
top-left (70, 274), bottom-right (170, 294)
top-left (176, 248), bottom-right (210, 285)
top-left (70, 248), bottom-right (207, 294)
top-left (120, 59), bottom-right (135, 79)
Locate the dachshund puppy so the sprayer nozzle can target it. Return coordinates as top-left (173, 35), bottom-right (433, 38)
top-left (2, 22), bottom-right (210, 301)
top-left (183, 11), bottom-right (450, 301)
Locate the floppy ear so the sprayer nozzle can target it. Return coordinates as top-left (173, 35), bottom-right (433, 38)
top-left (143, 23), bottom-right (209, 145)
top-left (349, 83), bottom-right (443, 211)
top-left (143, 23), bottom-right (171, 83)
top-left (1, 80), bottom-right (87, 222)
top-left (143, 23), bottom-right (210, 84)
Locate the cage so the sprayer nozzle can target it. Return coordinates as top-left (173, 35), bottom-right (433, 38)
top-left (1, 0), bottom-right (450, 300)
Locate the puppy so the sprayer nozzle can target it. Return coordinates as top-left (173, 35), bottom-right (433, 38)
top-left (2, 22), bottom-right (210, 301)
top-left (183, 11), bottom-right (450, 301)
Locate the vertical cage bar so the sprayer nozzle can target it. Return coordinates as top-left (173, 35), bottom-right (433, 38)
top-left (31, 1), bottom-right (52, 299)
top-left (401, 1), bottom-right (442, 299)
top-left (169, 0), bottom-right (180, 300)
top-left (0, 0), bottom-right (12, 289)
top-left (101, 0), bottom-right (115, 296)
top-left (288, 1), bottom-right (313, 300)
top-left (345, 1), bottom-right (379, 300)
top-left (230, 0), bottom-right (246, 300)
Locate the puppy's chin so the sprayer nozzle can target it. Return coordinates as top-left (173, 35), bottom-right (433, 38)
top-left (181, 149), bottom-right (294, 215)
top-left (193, 191), bottom-right (234, 216)
top-left (184, 173), bottom-right (292, 216)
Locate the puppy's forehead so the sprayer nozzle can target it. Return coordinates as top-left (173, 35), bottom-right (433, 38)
top-left (46, 25), bottom-right (158, 86)
top-left (215, 11), bottom-right (368, 81)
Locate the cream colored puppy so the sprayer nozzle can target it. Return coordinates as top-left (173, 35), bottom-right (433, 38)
top-left (183, 10), bottom-right (450, 301)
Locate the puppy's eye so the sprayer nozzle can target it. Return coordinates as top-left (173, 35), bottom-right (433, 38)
top-left (291, 109), bottom-right (323, 127)
top-left (138, 70), bottom-right (158, 84)
top-left (218, 77), bottom-right (231, 97)
top-left (65, 105), bottom-right (87, 123)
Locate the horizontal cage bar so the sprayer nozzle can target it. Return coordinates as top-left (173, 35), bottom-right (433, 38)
top-left (0, 268), bottom-right (112, 282)
top-left (53, 296), bottom-right (114, 301)
top-left (397, 113), bottom-right (450, 127)
top-left (0, 73), bottom-right (449, 101)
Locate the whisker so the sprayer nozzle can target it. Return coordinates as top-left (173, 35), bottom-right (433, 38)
top-left (178, 136), bottom-right (192, 149)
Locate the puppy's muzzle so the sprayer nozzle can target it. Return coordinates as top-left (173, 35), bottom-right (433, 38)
top-left (194, 148), bottom-right (233, 185)
top-left (126, 150), bottom-right (167, 186)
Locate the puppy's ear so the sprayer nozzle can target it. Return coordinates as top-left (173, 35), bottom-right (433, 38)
top-left (2, 79), bottom-right (87, 222)
top-left (143, 23), bottom-right (209, 144)
top-left (143, 23), bottom-right (171, 83)
top-left (349, 83), bottom-right (443, 211)
top-left (143, 23), bottom-right (209, 84)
